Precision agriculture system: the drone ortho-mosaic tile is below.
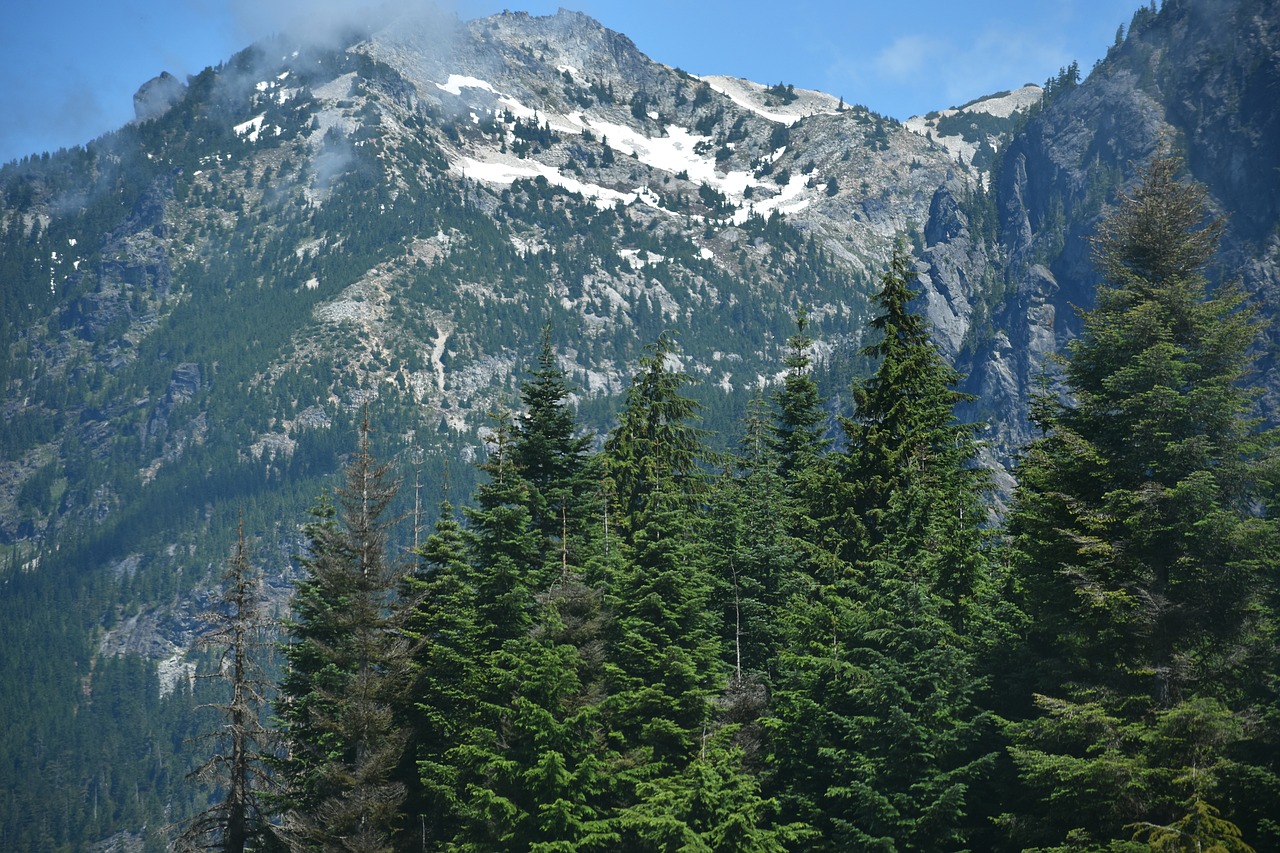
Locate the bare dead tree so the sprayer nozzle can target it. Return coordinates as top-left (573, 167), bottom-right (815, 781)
top-left (177, 513), bottom-right (278, 853)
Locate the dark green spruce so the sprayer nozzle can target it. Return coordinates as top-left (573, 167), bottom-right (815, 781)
top-left (274, 416), bottom-right (414, 853)
top-left (766, 246), bottom-right (996, 851)
top-left (1002, 153), bottom-right (1280, 851)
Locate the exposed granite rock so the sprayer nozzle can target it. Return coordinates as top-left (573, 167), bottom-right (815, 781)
top-left (961, 0), bottom-right (1280, 458)
top-left (133, 71), bottom-right (186, 122)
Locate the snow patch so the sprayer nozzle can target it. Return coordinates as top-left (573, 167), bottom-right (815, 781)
top-left (460, 156), bottom-right (636, 209)
top-left (731, 171), bottom-right (812, 225)
top-left (234, 113), bottom-right (267, 142)
top-left (436, 74), bottom-right (497, 96)
top-left (701, 75), bottom-right (842, 126)
top-left (497, 94), bottom-right (584, 135)
top-left (620, 249), bottom-right (666, 269)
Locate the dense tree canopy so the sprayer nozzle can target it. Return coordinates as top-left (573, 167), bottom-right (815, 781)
top-left (180, 165), bottom-right (1280, 851)
top-left (1003, 153), bottom-right (1280, 851)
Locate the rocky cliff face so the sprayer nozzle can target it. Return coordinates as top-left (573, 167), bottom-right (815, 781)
top-left (963, 0), bottom-right (1280, 454)
top-left (4, 1), bottom-right (1276, 562)
top-left (1, 4), bottom-right (1277, 847)
top-left (133, 71), bottom-right (187, 123)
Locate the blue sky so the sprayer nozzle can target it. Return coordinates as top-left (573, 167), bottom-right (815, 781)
top-left (1, 0), bottom-right (1141, 166)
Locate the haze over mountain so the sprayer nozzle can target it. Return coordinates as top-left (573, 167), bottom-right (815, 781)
top-left (1, 0), bottom-right (1277, 848)
top-left (1, 0), bottom-right (1142, 167)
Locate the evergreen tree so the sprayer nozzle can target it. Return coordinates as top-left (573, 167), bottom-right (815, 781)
top-left (600, 333), bottom-right (727, 836)
top-left (766, 311), bottom-right (836, 579)
top-left (445, 579), bottom-right (620, 852)
top-left (403, 502), bottom-right (479, 847)
top-left (1002, 153), bottom-right (1280, 849)
top-left (836, 244), bottom-right (990, 613)
top-left (614, 729), bottom-right (801, 852)
top-left (767, 567), bottom-right (995, 851)
top-left (414, 402), bottom-right (622, 850)
top-left (769, 311), bottom-right (831, 496)
top-left (603, 331), bottom-right (709, 541)
top-left (512, 325), bottom-right (593, 568)
top-left (709, 398), bottom-right (801, 686)
top-left (766, 247), bottom-right (996, 849)
top-left (275, 417), bottom-right (413, 853)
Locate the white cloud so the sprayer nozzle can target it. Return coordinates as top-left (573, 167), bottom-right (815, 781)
top-left (874, 34), bottom-right (944, 82)
top-left (228, 0), bottom-right (457, 50)
top-left (936, 23), bottom-right (1073, 105)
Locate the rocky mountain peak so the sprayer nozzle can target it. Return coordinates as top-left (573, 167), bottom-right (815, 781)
top-left (133, 71), bottom-right (187, 122)
top-left (959, 0), bottom-right (1280, 455)
top-left (3, 2), bottom-right (1279, 846)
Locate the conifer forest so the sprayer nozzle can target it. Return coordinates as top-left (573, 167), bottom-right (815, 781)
top-left (4, 1), bottom-right (1280, 847)
top-left (169, 155), bottom-right (1280, 852)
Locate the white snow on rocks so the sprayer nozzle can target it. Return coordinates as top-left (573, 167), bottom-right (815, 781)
top-left (437, 70), bottom-right (822, 224)
top-left (460, 155), bottom-right (637, 209)
top-left (234, 113), bottom-right (267, 142)
top-left (436, 73), bottom-right (498, 96)
top-left (701, 75), bottom-right (842, 126)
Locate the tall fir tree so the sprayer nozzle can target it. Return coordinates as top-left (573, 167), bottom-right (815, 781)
top-left (464, 412), bottom-right (544, 650)
top-left (599, 333), bottom-right (731, 842)
top-left (769, 311), bottom-right (832, 507)
top-left (603, 331), bottom-right (709, 541)
top-left (512, 325), bottom-right (594, 569)
top-left (766, 247), bottom-right (996, 849)
top-left (835, 244), bottom-right (991, 613)
top-left (402, 502), bottom-right (478, 848)
top-left (708, 397), bottom-right (803, 689)
top-left (440, 412), bottom-right (621, 851)
top-left (1002, 152), bottom-right (1280, 850)
top-left (275, 416), bottom-right (414, 853)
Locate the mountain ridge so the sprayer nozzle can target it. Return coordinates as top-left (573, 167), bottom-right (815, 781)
top-left (1, 2), bottom-right (1278, 848)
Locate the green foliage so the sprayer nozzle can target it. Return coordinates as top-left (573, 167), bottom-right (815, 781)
top-left (769, 312), bottom-right (833, 529)
top-left (512, 326), bottom-right (594, 569)
top-left (612, 730), bottom-right (801, 852)
top-left (835, 245), bottom-right (991, 616)
top-left (5, 22), bottom-right (1280, 851)
top-left (1003, 153), bottom-right (1280, 849)
top-left (1130, 795), bottom-right (1256, 853)
top-left (762, 247), bottom-right (998, 850)
top-left (604, 332), bottom-right (709, 539)
top-left (464, 414), bottom-right (545, 648)
top-left (274, 418), bottom-right (413, 851)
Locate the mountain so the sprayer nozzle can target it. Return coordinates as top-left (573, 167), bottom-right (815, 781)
top-left (961, 0), bottom-right (1280, 453)
top-left (0, 7), bottom-right (998, 554)
top-left (0, 1), bottom-right (1276, 848)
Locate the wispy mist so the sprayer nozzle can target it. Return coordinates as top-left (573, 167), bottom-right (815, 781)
top-left (229, 0), bottom-right (462, 53)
